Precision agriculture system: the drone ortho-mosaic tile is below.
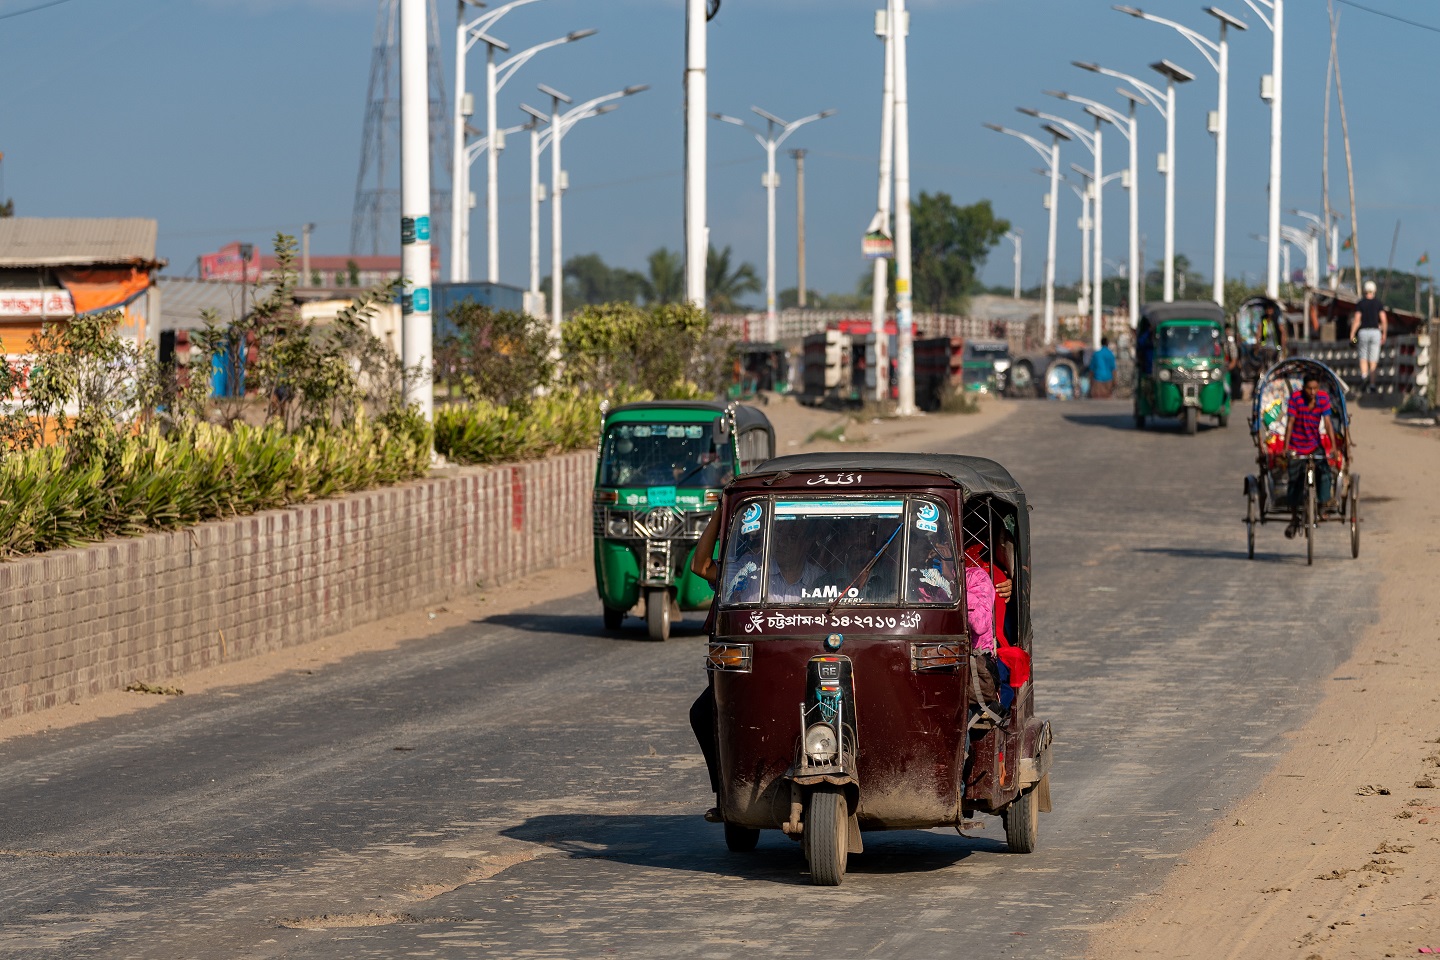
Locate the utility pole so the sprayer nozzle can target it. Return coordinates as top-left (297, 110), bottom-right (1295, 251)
top-left (791, 148), bottom-right (807, 308)
top-left (401, 0), bottom-right (434, 422)
top-left (892, 0), bottom-right (915, 416)
top-left (301, 222), bottom-right (314, 286)
top-left (870, 0), bottom-right (896, 401)
top-left (684, 0), bottom-right (708, 309)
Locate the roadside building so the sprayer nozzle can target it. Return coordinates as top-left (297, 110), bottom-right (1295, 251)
top-left (198, 241), bottom-right (437, 295)
top-left (0, 217), bottom-right (163, 361)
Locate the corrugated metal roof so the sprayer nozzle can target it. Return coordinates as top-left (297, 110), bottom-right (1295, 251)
top-left (0, 218), bottom-right (159, 267)
top-left (156, 277), bottom-right (276, 331)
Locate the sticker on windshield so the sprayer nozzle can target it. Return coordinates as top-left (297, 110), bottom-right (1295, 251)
top-left (685, 425), bottom-right (704, 439)
top-left (775, 499), bottom-right (903, 518)
top-left (666, 425), bottom-right (686, 438)
top-left (739, 502), bottom-right (762, 535)
top-left (916, 501), bottom-right (940, 533)
top-left (633, 425), bottom-right (652, 438)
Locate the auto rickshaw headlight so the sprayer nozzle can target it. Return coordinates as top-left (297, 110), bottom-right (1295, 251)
top-left (1211, 367), bottom-right (1224, 380)
top-left (606, 514), bottom-right (631, 536)
top-left (1158, 368), bottom-right (1172, 382)
top-left (804, 723), bottom-right (838, 763)
top-left (824, 632), bottom-right (844, 651)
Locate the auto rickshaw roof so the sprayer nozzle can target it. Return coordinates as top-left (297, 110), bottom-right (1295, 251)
top-left (745, 452), bottom-right (1026, 509)
top-left (1141, 300), bottom-right (1226, 325)
top-left (605, 400), bottom-right (774, 434)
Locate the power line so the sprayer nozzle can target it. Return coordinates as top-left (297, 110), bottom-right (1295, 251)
top-left (1334, 0), bottom-right (1440, 34)
top-left (0, 0), bottom-right (85, 22)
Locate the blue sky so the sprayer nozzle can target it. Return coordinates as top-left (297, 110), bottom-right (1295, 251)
top-left (0, 0), bottom-right (1433, 300)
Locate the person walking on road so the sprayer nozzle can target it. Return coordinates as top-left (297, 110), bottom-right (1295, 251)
top-left (1088, 337), bottom-right (1116, 399)
top-left (1349, 280), bottom-right (1389, 394)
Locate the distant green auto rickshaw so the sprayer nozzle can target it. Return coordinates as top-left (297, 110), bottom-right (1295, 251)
top-left (593, 400), bottom-right (775, 641)
top-left (1134, 301), bottom-right (1231, 435)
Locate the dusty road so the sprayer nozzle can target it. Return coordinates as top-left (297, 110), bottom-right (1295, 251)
top-left (0, 398), bottom-right (1414, 959)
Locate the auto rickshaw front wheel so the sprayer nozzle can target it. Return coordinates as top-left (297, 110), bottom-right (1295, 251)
top-left (724, 822), bottom-right (759, 852)
top-left (1183, 406), bottom-right (1198, 435)
top-left (804, 786), bottom-right (849, 885)
top-left (646, 588), bottom-right (671, 642)
top-left (603, 605), bottom-right (624, 631)
top-left (1002, 785), bottom-right (1039, 854)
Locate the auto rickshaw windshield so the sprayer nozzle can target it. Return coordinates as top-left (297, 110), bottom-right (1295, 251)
top-left (600, 423), bottom-right (735, 488)
top-left (718, 496), bottom-right (961, 608)
top-left (1157, 323), bottom-right (1223, 360)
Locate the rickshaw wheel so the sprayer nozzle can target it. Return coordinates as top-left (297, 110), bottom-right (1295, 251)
top-left (646, 589), bottom-right (671, 642)
top-left (1246, 489), bottom-right (1257, 560)
top-left (1002, 786), bottom-right (1040, 854)
top-left (602, 606), bottom-right (624, 631)
top-left (1304, 483), bottom-right (1316, 566)
top-left (724, 822), bottom-right (760, 852)
top-left (1349, 476), bottom-right (1361, 559)
top-left (1183, 407), bottom-right (1198, 435)
top-left (804, 787), bottom-right (848, 885)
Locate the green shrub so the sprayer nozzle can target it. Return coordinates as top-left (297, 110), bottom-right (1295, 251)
top-left (433, 387), bottom-right (650, 466)
top-left (561, 301), bottom-right (734, 399)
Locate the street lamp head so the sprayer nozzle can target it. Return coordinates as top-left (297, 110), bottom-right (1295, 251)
top-left (711, 112), bottom-right (746, 126)
top-left (1084, 104), bottom-right (1114, 124)
top-left (751, 106), bottom-right (788, 126)
top-left (566, 28), bottom-right (598, 41)
top-left (1150, 59), bottom-right (1196, 83)
top-left (591, 104), bottom-right (618, 116)
top-left (1204, 6), bottom-right (1249, 30)
top-left (1112, 4), bottom-right (1144, 16)
top-left (623, 84), bottom-right (650, 96)
top-left (1017, 106), bottom-right (1042, 118)
top-left (519, 103), bottom-right (550, 123)
top-left (1042, 123), bottom-right (1073, 141)
top-left (817, 109), bottom-right (838, 119)
top-left (475, 31), bottom-right (509, 51)
top-left (1042, 89), bottom-right (1067, 101)
top-left (1072, 60), bottom-right (1101, 73)
top-left (538, 83), bottom-right (572, 104)
top-left (982, 122), bottom-right (1005, 132)
top-left (1116, 86), bottom-right (1144, 106)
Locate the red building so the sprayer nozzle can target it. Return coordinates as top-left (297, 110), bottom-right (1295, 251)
top-left (199, 241), bottom-right (437, 289)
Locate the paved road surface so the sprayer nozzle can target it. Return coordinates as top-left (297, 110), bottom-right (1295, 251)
top-left (0, 401), bottom-right (1378, 958)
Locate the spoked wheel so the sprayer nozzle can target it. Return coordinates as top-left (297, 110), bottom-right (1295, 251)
top-left (724, 822), bottom-right (760, 852)
top-left (1349, 475), bottom-right (1361, 559)
top-left (602, 605), bottom-right (624, 631)
top-left (1246, 487), bottom-right (1257, 560)
top-left (804, 786), bottom-right (849, 886)
top-left (1304, 479), bottom-right (1316, 566)
top-left (645, 588), bottom-right (671, 642)
top-left (1183, 406), bottom-right (1198, 435)
top-left (1002, 786), bottom-right (1040, 854)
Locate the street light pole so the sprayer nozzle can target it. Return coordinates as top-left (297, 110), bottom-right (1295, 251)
top-left (892, 0), bottom-right (915, 415)
top-left (1004, 230), bottom-right (1022, 299)
top-left (685, 0), bottom-right (708, 309)
top-left (1021, 107), bottom-right (1103, 339)
top-left (871, 0), bottom-right (897, 400)
top-left (400, 0), bottom-right (433, 421)
top-left (712, 106), bottom-right (836, 343)
top-left (1242, 0), bottom-right (1283, 298)
top-left (984, 122), bottom-right (1070, 345)
top-left (1113, 5), bottom-right (1246, 305)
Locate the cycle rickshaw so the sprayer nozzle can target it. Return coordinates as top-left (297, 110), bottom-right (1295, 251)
top-left (1244, 358), bottom-right (1359, 564)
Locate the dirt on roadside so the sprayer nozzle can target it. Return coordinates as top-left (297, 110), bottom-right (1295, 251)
top-left (1088, 406), bottom-right (1440, 960)
top-left (0, 395), bottom-right (1011, 744)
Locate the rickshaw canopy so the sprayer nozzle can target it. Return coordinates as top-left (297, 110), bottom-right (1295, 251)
top-left (1250, 357), bottom-right (1351, 432)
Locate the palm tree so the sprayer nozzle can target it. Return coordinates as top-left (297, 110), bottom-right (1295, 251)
top-left (643, 247), bottom-right (685, 305)
top-left (706, 245), bottom-right (761, 312)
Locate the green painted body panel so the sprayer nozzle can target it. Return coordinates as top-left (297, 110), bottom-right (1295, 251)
top-left (1135, 319), bottom-right (1232, 419)
top-left (594, 536), bottom-right (715, 612)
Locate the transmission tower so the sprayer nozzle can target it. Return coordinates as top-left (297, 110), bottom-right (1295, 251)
top-left (351, 0), bottom-right (452, 261)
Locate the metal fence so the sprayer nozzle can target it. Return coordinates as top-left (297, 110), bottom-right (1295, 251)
top-left (1290, 331), bottom-right (1432, 398)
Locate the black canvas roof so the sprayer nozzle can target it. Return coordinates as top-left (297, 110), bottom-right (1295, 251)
top-left (606, 400), bottom-right (773, 435)
top-left (1141, 300), bottom-right (1226, 324)
top-left (748, 452), bottom-right (1025, 508)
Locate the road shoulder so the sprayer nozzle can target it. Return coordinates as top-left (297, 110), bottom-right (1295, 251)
top-left (1088, 406), bottom-right (1440, 959)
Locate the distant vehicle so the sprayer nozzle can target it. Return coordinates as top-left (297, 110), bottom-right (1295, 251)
top-left (593, 401), bottom-right (775, 641)
top-left (1134, 301), bottom-right (1231, 434)
top-left (797, 327), bottom-right (884, 408)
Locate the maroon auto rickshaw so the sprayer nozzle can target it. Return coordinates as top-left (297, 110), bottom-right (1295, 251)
top-left (702, 453), bottom-right (1054, 884)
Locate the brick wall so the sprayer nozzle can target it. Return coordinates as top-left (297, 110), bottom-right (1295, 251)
top-left (0, 450), bottom-right (596, 719)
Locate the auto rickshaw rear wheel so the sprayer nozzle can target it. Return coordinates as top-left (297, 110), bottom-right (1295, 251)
top-left (603, 606), bottom-right (624, 631)
top-left (1183, 406), bottom-right (1198, 435)
top-left (646, 588), bottom-right (671, 642)
top-left (1002, 785), bottom-right (1039, 854)
top-left (804, 786), bottom-right (849, 885)
top-left (724, 822), bottom-right (759, 852)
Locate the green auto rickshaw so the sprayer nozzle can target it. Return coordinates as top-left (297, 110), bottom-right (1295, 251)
top-left (1134, 301), bottom-right (1231, 435)
top-left (594, 400), bottom-right (775, 641)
